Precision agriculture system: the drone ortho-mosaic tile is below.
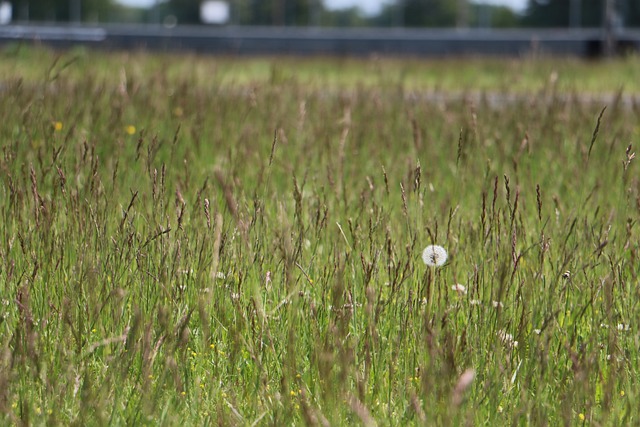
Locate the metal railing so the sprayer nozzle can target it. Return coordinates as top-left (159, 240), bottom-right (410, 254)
top-left (1, 24), bottom-right (639, 57)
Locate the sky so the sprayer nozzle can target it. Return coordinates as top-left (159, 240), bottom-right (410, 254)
top-left (115, 0), bottom-right (529, 16)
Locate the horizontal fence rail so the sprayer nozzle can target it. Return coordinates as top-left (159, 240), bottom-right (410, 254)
top-left (1, 24), bottom-right (639, 57)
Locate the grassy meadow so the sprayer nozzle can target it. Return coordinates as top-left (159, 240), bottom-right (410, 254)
top-left (0, 46), bottom-right (639, 425)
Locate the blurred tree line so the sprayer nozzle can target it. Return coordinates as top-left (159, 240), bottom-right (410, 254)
top-left (6, 0), bottom-right (640, 27)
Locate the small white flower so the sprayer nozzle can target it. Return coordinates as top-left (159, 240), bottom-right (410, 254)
top-left (470, 299), bottom-right (482, 306)
top-left (215, 272), bottom-right (226, 280)
top-left (422, 245), bottom-right (448, 267)
top-left (451, 284), bottom-right (467, 295)
top-left (617, 323), bottom-right (630, 331)
top-left (492, 301), bottom-right (504, 309)
top-left (533, 329), bottom-right (542, 335)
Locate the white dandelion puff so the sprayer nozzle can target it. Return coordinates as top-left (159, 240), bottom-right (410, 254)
top-left (451, 284), bottom-right (467, 295)
top-left (422, 245), bottom-right (448, 267)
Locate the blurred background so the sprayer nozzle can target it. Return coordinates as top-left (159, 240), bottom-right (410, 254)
top-left (1, 0), bottom-right (638, 29)
top-left (1, 1), bottom-right (638, 57)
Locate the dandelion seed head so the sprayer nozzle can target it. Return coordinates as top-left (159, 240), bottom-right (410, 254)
top-left (451, 284), bottom-right (467, 295)
top-left (422, 245), bottom-right (447, 267)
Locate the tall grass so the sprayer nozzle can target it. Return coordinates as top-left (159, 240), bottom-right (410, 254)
top-left (0, 47), bottom-right (639, 425)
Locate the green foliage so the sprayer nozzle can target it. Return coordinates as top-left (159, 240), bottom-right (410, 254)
top-left (521, 0), bottom-right (640, 27)
top-left (9, 0), bottom-right (640, 28)
top-left (10, 0), bottom-right (116, 22)
top-left (403, 0), bottom-right (458, 27)
top-left (317, 7), bottom-right (368, 27)
top-left (372, 0), bottom-right (460, 27)
top-left (0, 48), bottom-right (639, 425)
top-left (470, 4), bottom-right (519, 28)
top-left (160, 0), bottom-right (202, 24)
